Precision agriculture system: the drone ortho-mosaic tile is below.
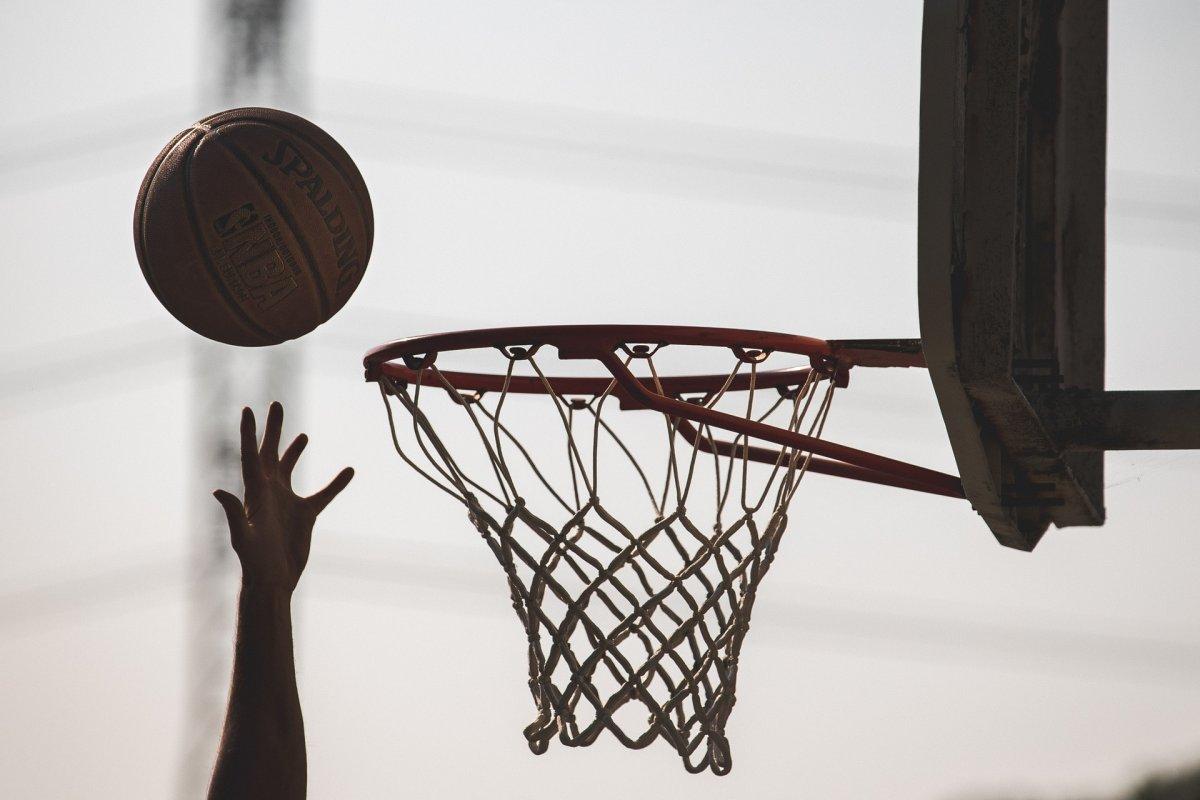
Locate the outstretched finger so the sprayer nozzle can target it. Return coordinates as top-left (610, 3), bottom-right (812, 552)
top-left (261, 401), bottom-right (284, 466)
top-left (239, 407), bottom-right (261, 499)
top-left (213, 489), bottom-right (249, 544)
top-left (306, 467), bottom-right (355, 514)
top-left (279, 433), bottom-right (309, 483)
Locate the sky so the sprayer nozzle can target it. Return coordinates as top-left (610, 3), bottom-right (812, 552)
top-left (2, 1), bottom-right (1199, 798)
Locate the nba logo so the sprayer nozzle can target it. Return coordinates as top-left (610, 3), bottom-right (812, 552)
top-left (213, 203), bottom-right (259, 238)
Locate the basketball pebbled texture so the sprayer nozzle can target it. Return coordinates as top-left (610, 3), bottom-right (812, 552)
top-left (133, 107), bottom-right (373, 346)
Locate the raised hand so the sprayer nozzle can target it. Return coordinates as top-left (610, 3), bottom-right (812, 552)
top-left (213, 402), bottom-right (354, 593)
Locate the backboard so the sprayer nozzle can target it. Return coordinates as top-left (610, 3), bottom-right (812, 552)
top-left (918, 1), bottom-right (1198, 550)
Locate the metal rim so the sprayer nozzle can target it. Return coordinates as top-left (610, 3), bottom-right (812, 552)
top-left (364, 324), bottom-right (923, 382)
top-left (362, 324), bottom-right (961, 499)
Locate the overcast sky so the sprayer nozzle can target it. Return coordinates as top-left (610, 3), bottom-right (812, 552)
top-left (2, 2), bottom-right (1199, 798)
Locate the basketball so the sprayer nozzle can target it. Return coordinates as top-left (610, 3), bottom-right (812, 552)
top-left (133, 107), bottom-right (373, 346)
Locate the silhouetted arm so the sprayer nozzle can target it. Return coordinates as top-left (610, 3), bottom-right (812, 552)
top-left (207, 402), bottom-right (353, 800)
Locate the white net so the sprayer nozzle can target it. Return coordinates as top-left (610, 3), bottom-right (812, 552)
top-left (372, 344), bottom-right (837, 774)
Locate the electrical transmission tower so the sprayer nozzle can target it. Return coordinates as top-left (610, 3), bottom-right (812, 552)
top-left (178, 1), bottom-right (306, 797)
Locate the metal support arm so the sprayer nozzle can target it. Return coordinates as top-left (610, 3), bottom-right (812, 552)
top-left (1036, 390), bottom-right (1200, 451)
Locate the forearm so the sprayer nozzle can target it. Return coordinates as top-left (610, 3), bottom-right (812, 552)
top-left (208, 584), bottom-right (306, 800)
top-left (207, 403), bottom-right (351, 798)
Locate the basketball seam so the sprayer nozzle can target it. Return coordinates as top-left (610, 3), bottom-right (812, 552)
top-left (222, 115), bottom-right (374, 262)
top-left (180, 136), bottom-right (278, 345)
top-left (135, 128), bottom-right (195, 300)
top-left (208, 133), bottom-right (333, 320)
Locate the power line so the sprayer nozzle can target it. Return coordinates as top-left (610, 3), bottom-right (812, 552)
top-left (0, 321), bottom-right (188, 401)
top-left (0, 90), bottom-right (194, 197)
top-left (0, 319), bottom-right (193, 421)
top-left (0, 114), bottom-right (188, 178)
top-left (304, 537), bottom-right (1200, 686)
top-left (3, 81), bottom-right (1196, 236)
top-left (0, 554), bottom-right (185, 632)
top-left (0, 307), bottom-right (460, 410)
top-left (6, 542), bottom-right (1200, 685)
top-left (310, 78), bottom-right (1199, 232)
top-left (0, 90), bottom-right (191, 142)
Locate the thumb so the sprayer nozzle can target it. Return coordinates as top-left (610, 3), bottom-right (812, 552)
top-left (213, 490), bottom-right (249, 539)
top-left (306, 467), bottom-right (355, 515)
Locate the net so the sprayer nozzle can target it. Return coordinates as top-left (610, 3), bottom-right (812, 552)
top-left (371, 341), bottom-right (838, 775)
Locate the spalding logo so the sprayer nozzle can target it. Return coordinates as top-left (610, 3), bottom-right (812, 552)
top-left (262, 140), bottom-right (364, 296)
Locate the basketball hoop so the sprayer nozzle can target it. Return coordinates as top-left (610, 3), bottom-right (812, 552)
top-left (364, 325), bottom-right (962, 774)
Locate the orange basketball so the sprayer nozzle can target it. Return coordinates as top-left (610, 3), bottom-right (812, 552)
top-left (133, 107), bottom-right (373, 346)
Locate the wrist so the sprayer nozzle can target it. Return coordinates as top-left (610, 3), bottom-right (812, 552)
top-left (239, 577), bottom-right (294, 601)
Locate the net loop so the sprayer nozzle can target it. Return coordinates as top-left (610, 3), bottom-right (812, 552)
top-left (730, 345), bottom-right (772, 364)
top-left (616, 342), bottom-right (665, 359)
top-left (401, 352), bottom-right (436, 370)
top-left (497, 343), bottom-right (543, 361)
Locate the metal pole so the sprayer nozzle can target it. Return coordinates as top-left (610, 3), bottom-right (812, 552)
top-left (178, 1), bottom-right (305, 797)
